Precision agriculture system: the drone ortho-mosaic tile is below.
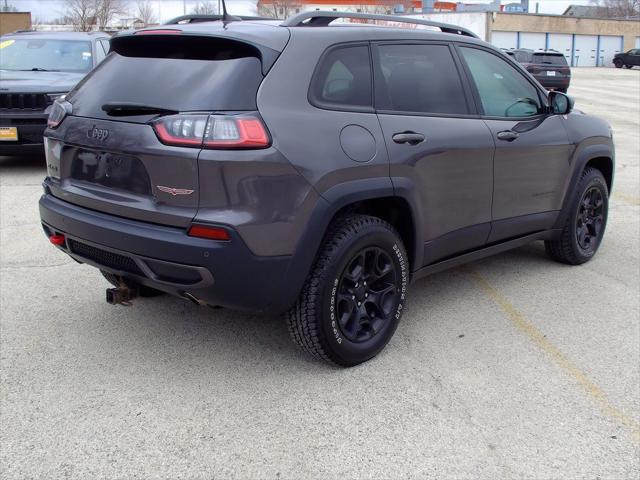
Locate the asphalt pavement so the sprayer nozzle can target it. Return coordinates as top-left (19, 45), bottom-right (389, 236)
top-left (1, 67), bottom-right (638, 479)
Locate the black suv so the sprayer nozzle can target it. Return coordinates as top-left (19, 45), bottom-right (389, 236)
top-left (0, 31), bottom-right (110, 155)
top-left (509, 48), bottom-right (571, 92)
top-left (613, 48), bottom-right (640, 69)
top-left (39, 13), bottom-right (614, 366)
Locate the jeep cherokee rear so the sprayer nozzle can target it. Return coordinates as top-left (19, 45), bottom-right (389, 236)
top-left (40, 12), bottom-right (614, 366)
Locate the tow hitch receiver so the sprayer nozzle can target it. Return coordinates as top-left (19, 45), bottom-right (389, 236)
top-left (106, 285), bottom-right (138, 306)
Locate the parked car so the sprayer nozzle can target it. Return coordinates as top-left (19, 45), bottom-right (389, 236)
top-left (613, 49), bottom-right (640, 68)
top-left (510, 48), bottom-right (571, 92)
top-left (40, 12), bottom-right (614, 366)
top-left (0, 31), bottom-right (110, 155)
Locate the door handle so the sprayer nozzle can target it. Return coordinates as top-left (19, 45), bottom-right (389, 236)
top-left (497, 130), bottom-right (519, 142)
top-left (392, 132), bottom-right (425, 145)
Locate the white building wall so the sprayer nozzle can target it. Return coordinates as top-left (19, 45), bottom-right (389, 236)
top-left (406, 12), bottom-right (489, 41)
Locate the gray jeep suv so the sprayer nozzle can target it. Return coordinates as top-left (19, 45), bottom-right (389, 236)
top-left (40, 12), bottom-right (614, 366)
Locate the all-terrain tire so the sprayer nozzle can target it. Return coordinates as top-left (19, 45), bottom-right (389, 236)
top-left (101, 270), bottom-right (165, 297)
top-left (545, 167), bottom-right (609, 265)
top-left (286, 214), bottom-right (409, 367)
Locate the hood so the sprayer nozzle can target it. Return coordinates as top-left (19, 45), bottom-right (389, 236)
top-left (0, 70), bottom-right (86, 93)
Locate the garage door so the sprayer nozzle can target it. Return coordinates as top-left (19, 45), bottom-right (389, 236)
top-left (519, 32), bottom-right (546, 50)
top-left (548, 33), bottom-right (572, 64)
top-left (573, 35), bottom-right (598, 67)
top-left (598, 35), bottom-right (623, 67)
top-left (491, 31), bottom-right (518, 50)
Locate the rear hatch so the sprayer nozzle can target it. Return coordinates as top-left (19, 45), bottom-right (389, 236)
top-left (44, 28), bottom-right (283, 228)
top-left (528, 52), bottom-right (570, 79)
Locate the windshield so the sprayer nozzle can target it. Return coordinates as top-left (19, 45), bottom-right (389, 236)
top-left (0, 38), bottom-right (93, 72)
top-left (533, 54), bottom-right (567, 66)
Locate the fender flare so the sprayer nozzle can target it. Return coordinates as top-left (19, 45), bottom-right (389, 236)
top-left (553, 143), bottom-right (614, 229)
top-left (271, 177), bottom-right (421, 312)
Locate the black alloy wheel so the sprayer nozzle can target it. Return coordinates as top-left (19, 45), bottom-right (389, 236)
top-left (576, 186), bottom-right (605, 254)
top-left (336, 247), bottom-right (400, 343)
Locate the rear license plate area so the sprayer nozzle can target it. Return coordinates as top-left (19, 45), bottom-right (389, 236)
top-left (70, 149), bottom-right (151, 195)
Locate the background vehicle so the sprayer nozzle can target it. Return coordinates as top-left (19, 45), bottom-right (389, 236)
top-left (510, 48), bottom-right (571, 92)
top-left (613, 49), bottom-right (640, 68)
top-left (0, 31), bottom-right (110, 155)
top-left (39, 12), bottom-right (613, 366)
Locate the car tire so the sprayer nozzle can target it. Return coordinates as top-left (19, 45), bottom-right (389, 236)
top-left (614, 59), bottom-right (623, 68)
top-left (101, 270), bottom-right (165, 297)
top-left (624, 65), bottom-right (632, 69)
top-left (286, 214), bottom-right (409, 367)
top-left (545, 168), bottom-right (609, 265)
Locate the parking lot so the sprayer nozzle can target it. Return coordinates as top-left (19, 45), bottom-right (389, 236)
top-left (1, 67), bottom-right (638, 479)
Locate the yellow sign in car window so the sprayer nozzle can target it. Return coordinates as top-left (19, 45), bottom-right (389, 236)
top-left (0, 40), bottom-right (15, 49)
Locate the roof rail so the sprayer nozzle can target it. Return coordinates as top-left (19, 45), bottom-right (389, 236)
top-left (281, 11), bottom-right (478, 38)
top-left (164, 14), bottom-right (274, 25)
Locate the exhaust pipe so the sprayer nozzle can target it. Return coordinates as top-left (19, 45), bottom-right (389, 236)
top-left (106, 285), bottom-right (138, 306)
top-left (182, 291), bottom-right (207, 306)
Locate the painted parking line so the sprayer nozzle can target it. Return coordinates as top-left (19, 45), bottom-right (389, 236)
top-left (465, 267), bottom-right (640, 443)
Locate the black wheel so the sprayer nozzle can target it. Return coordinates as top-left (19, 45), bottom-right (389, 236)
top-left (545, 168), bottom-right (608, 265)
top-left (624, 65), bottom-right (632, 69)
top-left (101, 270), bottom-right (165, 297)
top-left (286, 214), bottom-right (409, 367)
top-left (614, 59), bottom-right (623, 68)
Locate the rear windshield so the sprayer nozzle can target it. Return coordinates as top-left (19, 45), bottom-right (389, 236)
top-left (0, 38), bottom-right (93, 73)
top-left (67, 36), bottom-right (264, 118)
top-left (533, 54), bottom-right (567, 66)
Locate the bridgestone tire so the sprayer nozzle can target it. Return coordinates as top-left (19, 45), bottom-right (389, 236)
top-left (545, 168), bottom-right (609, 265)
top-left (286, 214), bottom-right (409, 367)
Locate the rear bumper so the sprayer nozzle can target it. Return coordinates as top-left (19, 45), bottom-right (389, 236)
top-left (0, 111), bottom-right (47, 155)
top-left (39, 192), bottom-right (295, 313)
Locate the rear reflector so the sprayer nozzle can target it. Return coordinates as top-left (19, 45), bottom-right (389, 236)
top-left (188, 224), bottom-right (231, 241)
top-left (151, 113), bottom-right (270, 149)
top-left (49, 233), bottom-right (66, 246)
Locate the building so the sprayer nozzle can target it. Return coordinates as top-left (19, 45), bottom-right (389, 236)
top-left (0, 11), bottom-right (31, 35)
top-left (257, 0), bottom-right (422, 18)
top-left (406, 11), bottom-right (640, 67)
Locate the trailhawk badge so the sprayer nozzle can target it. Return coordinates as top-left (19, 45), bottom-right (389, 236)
top-left (156, 185), bottom-right (195, 196)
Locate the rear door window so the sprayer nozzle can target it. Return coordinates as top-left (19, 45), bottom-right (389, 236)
top-left (67, 36), bottom-right (267, 120)
top-left (374, 44), bottom-right (469, 115)
top-left (309, 45), bottom-right (373, 110)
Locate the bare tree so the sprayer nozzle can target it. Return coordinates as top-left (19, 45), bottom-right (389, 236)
top-left (63, 0), bottom-right (97, 31)
top-left (95, 0), bottom-right (126, 29)
top-left (136, 0), bottom-right (157, 26)
top-left (191, 2), bottom-right (218, 15)
top-left (590, 0), bottom-right (639, 17)
top-left (257, 0), bottom-right (302, 18)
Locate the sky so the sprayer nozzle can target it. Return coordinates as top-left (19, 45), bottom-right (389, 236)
top-left (7, 0), bottom-right (594, 23)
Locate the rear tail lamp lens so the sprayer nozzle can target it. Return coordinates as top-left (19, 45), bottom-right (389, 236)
top-left (188, 224), bottom-right (231, 241)
top-left (47, 100), bottom-right (72, 129)
top-left (151, 114), bottom-right (270, 149)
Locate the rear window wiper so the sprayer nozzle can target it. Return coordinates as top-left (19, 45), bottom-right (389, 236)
top-left (102, 102), bottom-right (179, 116)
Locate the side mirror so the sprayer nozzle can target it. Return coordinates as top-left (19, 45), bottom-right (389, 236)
top-left (549, 91), bottom-right (574, 115)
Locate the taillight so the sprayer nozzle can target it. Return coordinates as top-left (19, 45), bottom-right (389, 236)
top-left (47, 99), bottom-right (72, 129)
top-left (151, 114), bottom-right (270, 149)
top-left (526, 65), bottom-right (538, 73)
